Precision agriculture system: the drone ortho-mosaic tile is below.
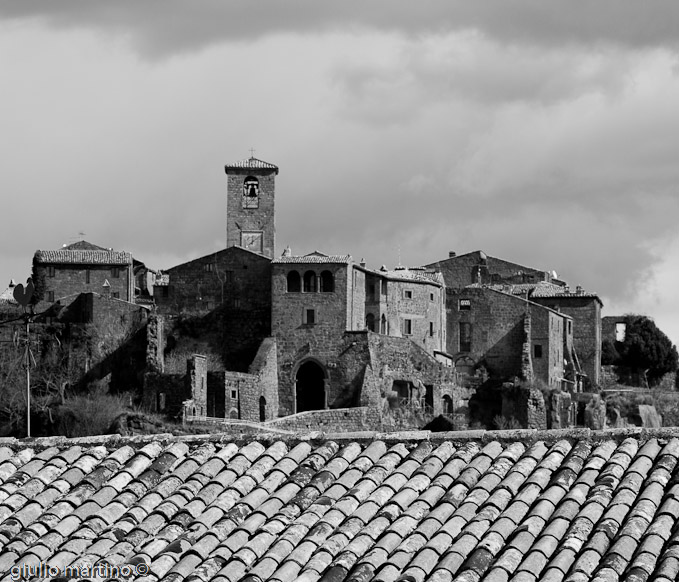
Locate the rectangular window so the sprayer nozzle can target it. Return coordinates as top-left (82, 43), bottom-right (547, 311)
top-left (231, 389), bottom-right (238, 400)
top-left (615, 323), bottom-right (626, 342)
top-left (459, 299), bottom-right (471, 311)
top-left (162, 286), bottom-right (169, 298)
top-left (305, 309), bottom-right (316, 325)
top-left (534, 344), bottom-right (543, 358)
top-left (430, 293), bottom-right (434, 301)
top-left (86, 269), bottom-right (90, 284)
top-left (430, 322), bottom-right (434, 337)
top-left (459, 322), bottom-right (472, 352)
top-left (111, 267), bottom-right (120, 278)
top-left (48, 266), bottom-right (55, 278)
top-left (403, 319), bottom-right (412, 335)
top-left (381, 281), bottom-right (387, 295)
top-left (225, 270), bottom-right (234, 283)
top-left (112, 292), bottom-right (120, 299)
top-left (567, 320), bottom-right (572, 334)
top-left (404, 290), bottom-right (413, 299)
top-left (47, 290), bottom-right (55, 302)
top-left (204, 263), bottom-right (215, 272)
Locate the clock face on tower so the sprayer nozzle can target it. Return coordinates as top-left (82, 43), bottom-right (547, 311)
top-left (241, 231), bottom-right (263, 253)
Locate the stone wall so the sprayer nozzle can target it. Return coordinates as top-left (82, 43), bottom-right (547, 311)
top-left (425, 251), bottom-right (549, 289)
top-left (187, 355), bottom-right (208, 415)
top-left (245, 338), bottom-right (278, 422)
top-left (446, 287), bottom-right (527, 378)
top-left (533, 296), bottom-right (602, 386)
top-left (226, 167), bottom-right (277, 259)
top-left (143, 372), bottom-right (187, 416)
top-left (265, 407), bottom-right (382, 433)
top-left (34, 263), bottom-right (133, 306)
top-left (530, 307), bottom-right (566, 388)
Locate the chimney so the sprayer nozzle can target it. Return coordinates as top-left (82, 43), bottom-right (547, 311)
top-left (564, 286), bottom-right (570, 294)
top-left (576, 285), bottom-right (582, 295)
top-left (449, 251), bottom-right (456, 258)
top-left (360, 258), bottom-right (366, 268)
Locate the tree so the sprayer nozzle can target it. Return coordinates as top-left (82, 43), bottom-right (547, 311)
top-left (614, 315), bottom-right (678, 387)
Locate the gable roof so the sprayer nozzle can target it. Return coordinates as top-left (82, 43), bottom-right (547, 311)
top-left (483, 281), bottom-right (603, 305)
top-left (1, 428), bottom-right (678, 582)
top-left (34, 241), bottom-right (132, 266)
top-left (273, 251), bottom-right (353, 265)
top-left (225, 156), bottom-right (279, 174)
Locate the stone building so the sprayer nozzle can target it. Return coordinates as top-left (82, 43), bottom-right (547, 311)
top-left (425, 249), bottom-right (602, 387)
top-left (270, 251), bottom-right (451, 417)
top-left (32, 240), bottom-right (134, 306)
top-left (447, 285), bottom-right (579, 389)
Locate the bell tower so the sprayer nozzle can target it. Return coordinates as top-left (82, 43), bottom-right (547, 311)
top-left (225, 155), bottom-right (278, 259)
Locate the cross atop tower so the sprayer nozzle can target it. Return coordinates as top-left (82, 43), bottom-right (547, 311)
top-left (249, 147), bottom-right (256, 158)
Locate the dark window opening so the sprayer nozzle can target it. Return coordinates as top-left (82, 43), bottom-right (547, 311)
top-left (47, 290), bottom-right (55, 302)
top-left (259, 396), bottom-right (266, 422)
top-left (366, 313), bottom-right (375, 331)
top-left (86, 270), bottom-right (90, 284)
top-left (112, 292), bottom-right (120, 299)
top-left (305, 309), bottom-right (316, 325)
top-left (111, 267), bottom-right (120, 278)
top-left (381, 314), bottom-right (387, 334)
top-left (48, 266), bottom-right (55, 278)
top-left (430, 293), bottom-right (434, 301)
top-left (459, 299), bottom-right (471, 310)
top-left (225, 270), bottom-right (234, 283)
top-left (403, 319), bottom-right (412, 335)
top-left (404, 290), bottom-right (413, 299)
top-left (534, 344), bottom-right (543, 358)
top-left (320, 270), bottom-right (334, 292)
top-left (442, 394), bottom-right (453, 415)
top-left (162, 286), bottom-right (169, 298)
top-left (303, 271), bottom-right (317, 293)
top-left (204, 263), bottom-right (214, 272)
top-left (567, 320), bottom-right (572, 334)
top-left (287, 270), bottom-right (301, 292)
top-left (430, 322), bottom-right (434, 337)
top-left (459, 322), bottom-right (472, 352)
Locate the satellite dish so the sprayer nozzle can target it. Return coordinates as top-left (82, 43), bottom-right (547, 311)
top-left (13, 280), bottom-right (35, 307)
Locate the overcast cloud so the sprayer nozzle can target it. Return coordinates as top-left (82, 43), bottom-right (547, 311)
top-left (1, 2), bottom-right (679, 344)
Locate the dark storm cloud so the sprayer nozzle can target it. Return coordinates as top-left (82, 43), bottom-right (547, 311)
top-left (2, 1), bottom-right (679, 58)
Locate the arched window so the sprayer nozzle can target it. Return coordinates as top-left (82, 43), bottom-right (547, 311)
top-left (320, 270), bottom-right (334, 292)
top-left (229, 408), bottom-right (239, 419)
top-left (259, 396), bottom-right (266, 422)
top-left (242, 176), bottom-right (259, 208)
top-left (366, 313), bottom-right (375, 331)
top-left (303, 271), bottom-right (317, 293)
top-left (287, 270), bottom-right (301, 292)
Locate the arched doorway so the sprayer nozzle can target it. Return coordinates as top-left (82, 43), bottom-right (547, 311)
top-left (296, 360), bottom-right (326, 412)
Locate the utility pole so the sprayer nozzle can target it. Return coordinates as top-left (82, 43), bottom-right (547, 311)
top-left (13, 279), bottom-right (35, 437)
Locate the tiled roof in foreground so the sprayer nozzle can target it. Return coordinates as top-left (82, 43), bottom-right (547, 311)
top-left (2, 428), bottom-right (679, 581)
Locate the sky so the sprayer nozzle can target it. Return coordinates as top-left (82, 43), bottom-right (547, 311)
top-left (1, 1), bottom-right (679, 343)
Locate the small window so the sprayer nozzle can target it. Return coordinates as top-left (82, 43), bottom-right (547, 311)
top-left (534, 344), bottom-right (543, 358)
top-left (430, 293), bottom-right (434, 301)
top-left (231, 389), bottom-right (237, 400)
top-left (305, 309), bottom-right (316, 325)
top-left (303, 271), bottom-right (317, 293)
top-left (287, 270), bottom-right (301, 292)
top-left (86, 269), bottom-right (90, 284)
top-left (381, 281), bottom-right (387, 295)
top-left (47, 290), bottom-right (55, 302)
top-left (112, 292), bottom-right (120, 299)
top-left (403, 319), bottom-right (412, 335)
top-left (111, 267), bottom-right (120, 278)
top-left (231, 298), bottom-right (241, 309)
top-left (158, 393), bottom-right (166, 411)
top-left (567, 320), bottom-right (572, 334)
top-left (204, 263), bottom-right (215, 272)
top-left (430, 322), bottom-right (434, 337)
top-left (225, 270), bottom-right (234, 283)
top-left (404, 290), bottom-right (413, 299)
top-left (48, 266), bottom-right (55, 278)
top-left (459, 299), bottom-right (471, 310)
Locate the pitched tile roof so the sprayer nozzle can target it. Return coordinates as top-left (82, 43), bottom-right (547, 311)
top-left (3, 429), bottom-right (679, 581)
top-left (273, 252), bottom-right (353, 265)
top-left (470, 281), bottom-right (601, 301)
top-left (34, 241), bottom-right (132, 266)
top-left (225, 157), bottom-right (279, 174)
top-left (380, 267), bottom-right (444, 286)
